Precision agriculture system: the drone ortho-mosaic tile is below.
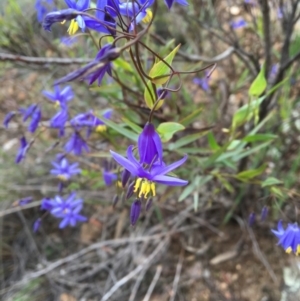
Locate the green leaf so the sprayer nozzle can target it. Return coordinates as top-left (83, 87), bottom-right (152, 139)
top-left (232, 96), bottom-right (264, 128)
top-left (144, 81), bottom-right (160, 110)
top-left (261, 177), bottom-right (283, 187)
top-left (168, 131), bottom-right (209, 150)
top-left (249, 64), bottom-right (267, 97)
top-left (179, 106), bottom-right (203, 126)
top-left (236, 164), bottom-right (267, 181)
top-left (207, 132), bottom-right (220, 151)
top-left (242, 134), bottom-right (277, 142)
top-left (100, 117), bottom-right (138, 141)
top-left (114, 58), bottom-right (133, 72)
top-left (122, 117), bottom-right (142, 134)
top-left (148, 44), bottom-right (181, 85)
top-left (157, 122), bottom-right (185, 142)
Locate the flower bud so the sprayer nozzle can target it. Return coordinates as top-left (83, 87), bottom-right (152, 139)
top-left (112, 195), bottom-right (119, 208)
top-left (126, 181), bottom-right (135, 199)
top-left (248, 212), bottom-right (256, 226)
top-left (33, 218), bottom-right (42, 233)
top-left (145, 198), bottom-right (153, 211)
top-left (261, 206), bottom-right (268, 221)
top-left (121, 169), bottom-right (131, 187)
top-left (130, 199), bottom-right (141, 226)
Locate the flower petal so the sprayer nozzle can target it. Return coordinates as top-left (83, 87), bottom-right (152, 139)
top-left (152, 155), bottom-right (187, 176)
top-left (110, 150), bottom-right (139, 176)
top-left (152, 175), bottom-right (188, 186)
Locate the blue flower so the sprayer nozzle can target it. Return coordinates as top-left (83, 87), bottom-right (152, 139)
top-left (50, 107), bottom-right (69, 137)
top-left (48, 192), bottom-right (87, 228)
top-left (50, 157), bottom-right (81, 181)
top-left (55, 45), bottom-right (120, 86)
top-left (28, 107), bottom-right (42, 133)
top-left (231, 19), bottom-right (247, 29)
top-left (41, 197), bottom-right (53, 210)
top-left (138, 122), bottom-right (163, 165)
top-left (83, 0), bottom-right (116, 34)
top-left (272, 220), bottom-right (300, 255)
top-left (64, 0), bottom-right (91, 34)
top-left (87, 44), bottom-right (114, 85)
top-left (3, 111), bottom-right (16, 128)
top-left (193, 72), bottom-right (210, 92)
top-left (102, 160), bottom-right (118, 186)
top-left (110, 146), bottom-right (188, 199)
top-left (35, 0), bottom-right (56, 23)
top-left (17, 196), bottom-right (33, 206)
top-left (164, 0), bottom-right (188, 10)
top-left (43, 85), bottom-right (74, 108)
top-left (90, 109), bottom-right (112, 132)
top-left (65, 132), bottom-right (89, 155)
top-left (15, 137), bottom-right (28, 164)
top-left (43, 9), bottom-right (80, 31)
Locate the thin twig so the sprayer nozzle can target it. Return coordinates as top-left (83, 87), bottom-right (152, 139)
top-left (0, 52), bottom-right (91, 65)
top-left (101, 239), bottom-right (168, 301)
top-left (142, 265), bottom-right (163, 301)
top-left (169, 249), bottom-right (184, 301)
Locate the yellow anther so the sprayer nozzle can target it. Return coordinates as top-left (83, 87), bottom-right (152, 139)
top-left (296, 245), bottom-right (300, 256)
top-left (95, 125), bottom-right (107, 133)
top-left (116, 181), bottom-right (122, 188)
top-left (67, 19), bottom-right (79, 35)
top-left (57, 174), bottom-right (68, 182)
top-left (134, 178), bottom-right (142, 193)
top-left (142, 9), bottom-right (152, 24)
top-left (286, 247), bottom-right (292, 254)
top-left (139, 181), bottom-right (147, 198)
top-left (54, 101), bottom-right (60, 109)
top-left (144, 181), bottom-right (151, 198)
top-left (150, 182), bottom-right (156, 196)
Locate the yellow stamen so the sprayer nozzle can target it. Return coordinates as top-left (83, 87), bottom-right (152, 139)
top-left (142, 9), bottom-right (152, 24)
top-left (95, 125), bottom-right (107, 133)
top-left (54, 101), bottom-right (60, 109)
top-left (57, 174), bottom-right (68, 182)
top-left (286, 247), bottom-right (292, 254)
top-left (134, 178), bottom-right (142, 193)
top-left (296, 245), bottom-right (300, 256)
top-left (67, 19), bottom-right (79, 35)
top-left (61, 20), bottom-right (66, 25)
top-left (150, 182), bottom-right (156, 196)
top-left (116, 181), bottom-right (122, 188)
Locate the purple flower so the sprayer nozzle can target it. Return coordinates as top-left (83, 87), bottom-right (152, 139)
top-left (43, 85), bottom-right (74, 108)
top-left (50, 107), bottom-right (69, 137)
top-left (19, 104), bottom-right (42, 133)
top-left (103, 170), bottom-right (118, 186)
top-left (86, 44), bottom-right (114, 86)
top-left (65, 132), bottom-right (89, 155)
top-left (231, 19), bottom-right (247, 29)
top-left (138, 123), bottom-right (163, 165)
top-left (18, 196), bottom-right (33, 206)
top-left (130, 199), bottom-right (141, 225)
top-left (84, 0), bottom-right (116, 34)
top-left (3, 112), bottom-right (15, 128)
top-left (43, 9), bottom-right (80, 31)
top-left (15, 137), bottom-right (28, 164)
top-left (164, 0), bottom-right (188, 10)
top-left (28, 107), bottom-right (42, 133)
top-left (50, 158), bottom-right (81, 181)
top-left (193, 73), bottom-right (210, 92)
top-left (41, 197), bottom-right (53, 210)
top-left (272, 220), bottom-right (300, 255)
top-left (110, 146), bottom-right (188, 199)
top-left (121, 168), bottom-right (131, 187)
top-left (248, 212), bottom-right (256, 226)
top-left (33, 218), bottom-right (42, 232)
top-left (48, 192), bottom-right (87, 228)
top-left (35, 0), bottom-right (56, 23)
top-left (54, 46), bottom-right (120, 86)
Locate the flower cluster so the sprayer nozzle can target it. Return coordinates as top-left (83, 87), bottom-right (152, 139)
top-left (4, 0), bottom-right (192, 232)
